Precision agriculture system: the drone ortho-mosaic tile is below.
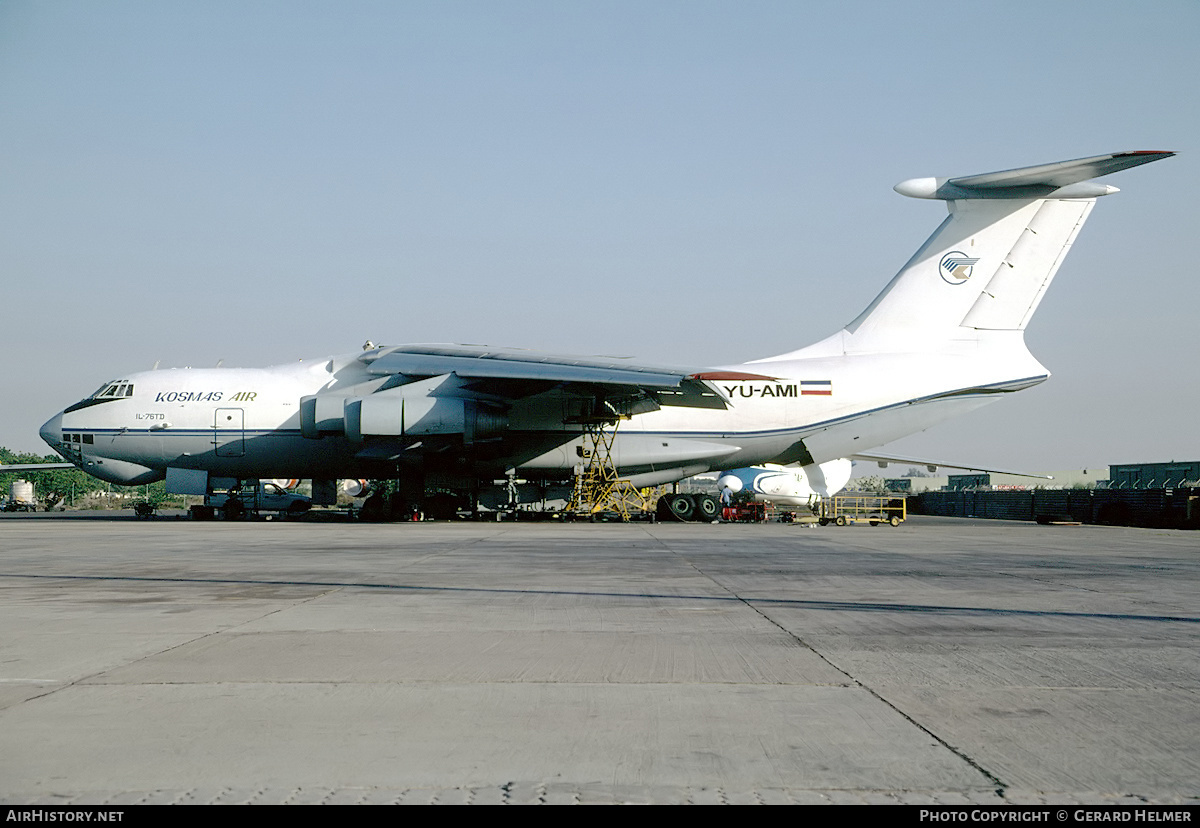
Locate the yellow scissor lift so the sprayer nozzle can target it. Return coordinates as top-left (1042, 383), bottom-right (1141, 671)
top-left (819, 494), bottom-right (907, 527)
top-left (565, 406), bottom-right (658, 521)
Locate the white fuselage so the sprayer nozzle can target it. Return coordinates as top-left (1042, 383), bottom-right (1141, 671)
top-left (41, 337), bottom-right (1046, 487)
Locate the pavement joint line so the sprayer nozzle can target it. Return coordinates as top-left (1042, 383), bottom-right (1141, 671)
top-left (216, 583), bottom-right (345, 634)
top-left (4, 584), bottom-right (343, 708)
top-left (750, 602), bottom-right (1012, 799)
top-left (647, 528), bottom-right (1013, 800)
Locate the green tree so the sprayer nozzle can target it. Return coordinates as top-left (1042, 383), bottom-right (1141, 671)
top-left (0, 447), bottom-right (169, 509)
top-left (851, 475), bottom-right (893, 494)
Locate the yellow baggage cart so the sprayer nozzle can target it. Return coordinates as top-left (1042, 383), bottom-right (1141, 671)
top-left (819, 494), bottom-right (906, 527)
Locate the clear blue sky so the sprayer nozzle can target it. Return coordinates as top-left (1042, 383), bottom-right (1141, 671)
top-left (1, 0), bottom-right (1196, 471)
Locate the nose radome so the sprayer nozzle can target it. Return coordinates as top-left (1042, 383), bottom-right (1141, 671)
top-left (39, 412), bottom-right (63, 448)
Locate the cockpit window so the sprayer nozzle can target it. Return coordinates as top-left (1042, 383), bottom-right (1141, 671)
top-left (91, 382), bottom-right (134, 399)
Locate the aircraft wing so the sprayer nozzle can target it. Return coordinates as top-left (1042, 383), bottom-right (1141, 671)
top-left (360, 344), bottom-right (736, 410)
top-left (0, 463), bottom-right (77, 472)
top-left (851, 452), bottom-right (1052, 480)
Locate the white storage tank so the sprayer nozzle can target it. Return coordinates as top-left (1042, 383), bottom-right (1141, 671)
top-left (10, 479), bottom-right (34, 504)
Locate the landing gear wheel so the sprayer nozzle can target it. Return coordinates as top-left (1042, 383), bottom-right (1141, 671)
top-left (659, 493), bottom-right (696, 522)
top-left (694, 494), bottom-right (720, 521)
top-left (360, 493), bottom-right (388, 522)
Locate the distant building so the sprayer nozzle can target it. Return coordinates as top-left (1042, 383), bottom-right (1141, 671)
top-left (883, 476), bottom-right (949, 493)
top-left (946, 473), bottom-right (991, 490)
top-left (941, 469), bottom-right (1110, 490)
top-left (877, 468), bottom-right (1110, 492)
top-left (1107, 462), bottom-right (1200, 489)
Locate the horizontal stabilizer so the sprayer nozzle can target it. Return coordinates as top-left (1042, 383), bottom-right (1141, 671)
top-left (895, 150), bottom-right (1175, 200)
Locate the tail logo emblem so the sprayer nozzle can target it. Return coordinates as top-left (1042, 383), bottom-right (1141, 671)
top-left (939, 251), bottom-right (979, 285)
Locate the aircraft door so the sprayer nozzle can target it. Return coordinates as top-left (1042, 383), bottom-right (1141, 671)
top-left (214, 408), bottom-right (245, 457)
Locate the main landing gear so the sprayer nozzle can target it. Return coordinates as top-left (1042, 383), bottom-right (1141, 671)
top-left (655, 493), bottom-right (720, 522)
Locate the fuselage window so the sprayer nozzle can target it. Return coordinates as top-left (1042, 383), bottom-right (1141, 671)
top-left (82, 434), bottom-right (94, 444)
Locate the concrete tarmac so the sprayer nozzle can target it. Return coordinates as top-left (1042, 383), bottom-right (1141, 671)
top-left (0, 513), bottom-right (1197, 805)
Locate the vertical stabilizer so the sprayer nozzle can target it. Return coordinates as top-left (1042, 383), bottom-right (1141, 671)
top-left (770, 151), bottom-right (1174, 360)
top-left (842, 197), bottom-right (1052, 351)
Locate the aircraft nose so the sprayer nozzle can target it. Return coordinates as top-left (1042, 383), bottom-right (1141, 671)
top-left (39, 412), bottom-right (63, 448)
top-left (716, 474), bottom-right (742, 493)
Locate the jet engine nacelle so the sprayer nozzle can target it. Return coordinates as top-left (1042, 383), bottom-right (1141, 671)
top-left (301, 380), bottom-right (507, 443)
top-left (345, 392), bottom-right (465, 441)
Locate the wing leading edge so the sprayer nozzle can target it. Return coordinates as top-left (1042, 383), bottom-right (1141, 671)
top-left (0, 463), bottom-right (77, 472)
top-left (360, 344), bottom-right (736, 410)
top-left (852, 452), bottom-right (1052, 480)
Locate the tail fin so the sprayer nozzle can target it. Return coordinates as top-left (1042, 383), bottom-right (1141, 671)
top-left (786, 151), bottom-right (1174, 357)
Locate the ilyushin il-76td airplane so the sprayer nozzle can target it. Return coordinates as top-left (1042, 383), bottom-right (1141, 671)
top-left (26, 150), bottom-right (1173, 518)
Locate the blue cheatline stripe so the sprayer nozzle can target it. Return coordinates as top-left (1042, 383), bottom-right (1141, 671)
top-left (633, 374), bottom-right (1047, 440)
top-left (60, 374), bottom-right (1046, 445)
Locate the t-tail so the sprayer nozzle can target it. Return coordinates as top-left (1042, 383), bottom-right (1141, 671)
top-left (771, 151), bottom-right (1175, 359)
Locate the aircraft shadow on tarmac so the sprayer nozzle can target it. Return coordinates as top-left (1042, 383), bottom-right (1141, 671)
top-left (2, 571), bottom-right (1197, 626)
